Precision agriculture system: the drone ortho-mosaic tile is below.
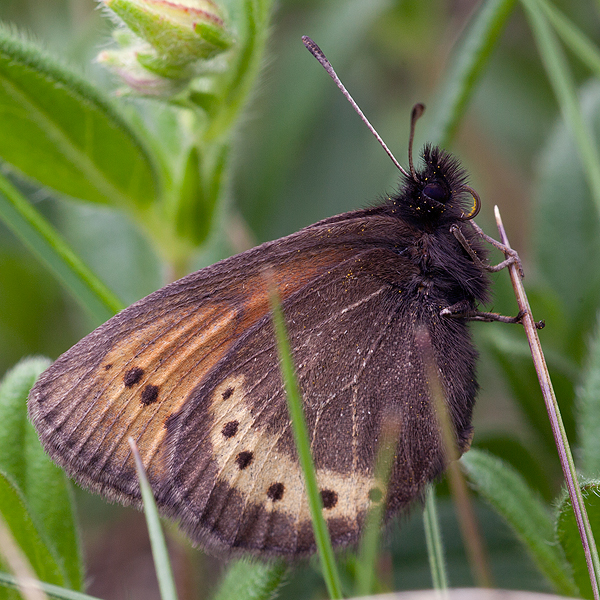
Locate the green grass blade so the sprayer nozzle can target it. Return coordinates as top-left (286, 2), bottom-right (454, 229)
top-left (354, 417), bottom-right (400, 596)
top-left (423, 487), bottom-right (448, 590)
top-left (537, 0), bottom-right (600, 79)
top-left (417, 330), bottom-right (492, 588)
top-left (0, 572), bottom-right (101, 600)
top-left (269, 287), bottom-right (343, 600)
top-left (576, 316), bottom-right (600, 477)
top-left (240, 0), bottom-right (390, 237)
top-left (129, 439), bottom-right (178, 600)
top-left (522, 0), bottom-right (600, 218)
top-left (426, 0), bottom-right (517, 148)
top-left (0, 172), bottom-right (124, 323)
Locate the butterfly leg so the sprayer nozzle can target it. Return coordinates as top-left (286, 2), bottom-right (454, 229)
top-left (441, 301), bottom-right (545, 329)
top-left (450, 223), bottom-right (525, 277)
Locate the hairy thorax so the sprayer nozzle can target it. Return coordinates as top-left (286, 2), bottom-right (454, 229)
top-left (406, 229), bottom-right (471, 305)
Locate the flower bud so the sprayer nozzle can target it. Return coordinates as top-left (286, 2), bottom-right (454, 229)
top-left (102, 0), bottom-right (233, 68)
top-left (97, 45), bottom-right (189, 97)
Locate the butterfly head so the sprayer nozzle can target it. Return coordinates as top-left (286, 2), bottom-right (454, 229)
top-left (396, 143), bottom-right (480, 227)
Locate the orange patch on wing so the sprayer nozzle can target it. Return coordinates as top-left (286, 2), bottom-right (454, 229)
top-left (231, 248), bottom-right (349, 327)
top-left (68, 303), bottom-right (236, 481)
top-left (67, 247), bottom-right (352, 484)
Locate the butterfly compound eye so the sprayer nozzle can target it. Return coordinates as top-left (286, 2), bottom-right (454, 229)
top-left (422, 182), bottom-right (448, 203)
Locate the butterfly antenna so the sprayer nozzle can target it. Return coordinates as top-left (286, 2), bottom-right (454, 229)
top-left (302, 36), bottom-right (411, 179)
top-left (409, 103), bottom-right (425, 182)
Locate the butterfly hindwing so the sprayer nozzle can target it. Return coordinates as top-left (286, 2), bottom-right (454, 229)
top-left (164, 244), bottom-right (477, 555)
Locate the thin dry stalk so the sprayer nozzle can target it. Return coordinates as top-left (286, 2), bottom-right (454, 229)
top-left (486, 205), bottom-right (600, 600)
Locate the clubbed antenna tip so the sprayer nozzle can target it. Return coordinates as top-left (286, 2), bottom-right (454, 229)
top-left (302, 36), bottom-right (412, 180)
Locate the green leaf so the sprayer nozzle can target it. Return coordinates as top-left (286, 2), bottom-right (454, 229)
top-left (0, 22), bottom-right (160, 211)
top-left (462, 449), bottom-right (578, 596)
top-left (0, 358), bottom-right (83, 591)
top-left (557, 480), bottom-right (600, 600)
top-left (0, 471), bottom-right (65, 589)
top-left (482, 326), bottom-right (575, 461)
top-left (211, 559), bottom-right (288, 600)
top-left (0, 358), bottom-right (50, 492)
top-left (473, 433), bottom-right (555, 502)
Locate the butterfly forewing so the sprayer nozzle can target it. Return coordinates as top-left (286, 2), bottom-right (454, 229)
top-left (29, 213), bottom-right (417, 506)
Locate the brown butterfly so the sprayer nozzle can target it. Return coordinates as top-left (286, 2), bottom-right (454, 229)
top-left (28, 38), bottom-right (519, 557)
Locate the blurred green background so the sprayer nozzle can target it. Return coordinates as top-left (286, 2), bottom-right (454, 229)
top-left (2, 0), bottom-right (600, 598)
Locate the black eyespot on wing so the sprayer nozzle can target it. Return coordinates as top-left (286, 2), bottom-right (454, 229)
top-left (267, 483), bottom-right (284, 501)
top-left (422, 182), bottom-right (448, 203)
top-left (222, 387), bottom-right (234, 400)
top-left (124, 367), bottom-right (144, 387)
top-left (222, 420), bottom-right (239, 438)
top-left (320, 489), bottom-right (338, 509)
top-left (235, 451), bottom-right (253, 470)
top-left (140, 384), bottom-right (159, 405)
